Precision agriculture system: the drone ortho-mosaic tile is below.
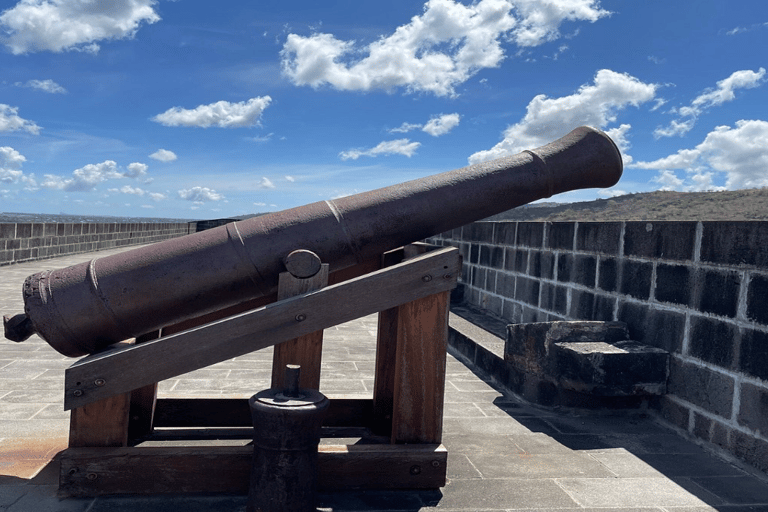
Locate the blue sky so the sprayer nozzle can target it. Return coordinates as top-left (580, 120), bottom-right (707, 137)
top-left (1, 0), bottom-right (766, 219)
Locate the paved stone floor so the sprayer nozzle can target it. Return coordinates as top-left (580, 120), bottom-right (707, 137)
top-left (1, 247), bottom-right (768, 511)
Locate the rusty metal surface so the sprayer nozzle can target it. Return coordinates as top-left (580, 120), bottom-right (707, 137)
top-left (6, 126), bottom-right (622, 356)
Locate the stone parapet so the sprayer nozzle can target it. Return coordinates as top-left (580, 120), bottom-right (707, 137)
top-left (0, 221), bottom-right (192, 266)
top-left (429, 220), bottom-right (768, 475)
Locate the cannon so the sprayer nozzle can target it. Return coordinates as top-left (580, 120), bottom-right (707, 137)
top-left (3, 126), bottom-right (622, 357)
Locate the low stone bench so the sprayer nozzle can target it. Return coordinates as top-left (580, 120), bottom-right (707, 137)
top-left (505, 321), bottom-right (669, 408)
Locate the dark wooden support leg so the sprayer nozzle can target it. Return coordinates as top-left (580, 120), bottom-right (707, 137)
top-left (128, 330), bottom-right (162, 443)
top-left (391, 290), bottom-right (450, 444)
top-left (372, 307), bottom-right (398, 436)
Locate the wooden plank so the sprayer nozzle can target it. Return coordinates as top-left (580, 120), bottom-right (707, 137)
top-left (372, 307), bottom-right (398, 436)
top-left (152, 397), bottom-right (372, 428)
top-left (68, 393), bottom-right (131, 448)
top-left (65, 247), bottom-right (459, 410)
top-left (128, 330), bottom-right (161, 442)
top-left (59, 444), bottom-right (447, 496)
top-left (271, 265), bottom-right (329, 390)
top-left (371, 243), bottom-right (439, 436)
top-left (391, 291), bottom-right (450, 444)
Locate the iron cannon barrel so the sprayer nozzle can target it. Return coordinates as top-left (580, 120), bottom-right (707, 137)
top-left (7, 126), bottom-right (622, 357)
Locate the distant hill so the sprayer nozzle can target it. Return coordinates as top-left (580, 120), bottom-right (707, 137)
top-left (485, 188), bottom-right (768, 222)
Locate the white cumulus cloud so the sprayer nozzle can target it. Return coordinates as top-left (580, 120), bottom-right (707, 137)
top-left (258, 177), bottom-right (275, 189)
top-left (0, 146), bottom-right (28, 184)
top-left (655, 68), bottom-right (766, 138)
top-left (0, 0), bottom-right (160, 54)
top-left (149, 149), bottom-right (177, 162)
top-left (152, 96), bottom-right (272, 128)
top-left (178, 186), bottom-right (224, 202)
top-left (468, 69), bottom-right (657, 164)
top-left (422, 113), bottom-right (461, 136)
top-left (635, 119), bottom-right (768, 191)
top-left (339, 139), bottom-right (421, 160)
top-left (41, 160), bottom-right (123, 192)
top-left (0, 104), bottom-right (41, 134)
top-left (392, 113), bottom-right (461, 136)
top-left (281, 0), bottom-right (608, 97)
top-left (124, 162), bottom-right (148, 178)
top-left (17, 79), bottom-right (66, 93)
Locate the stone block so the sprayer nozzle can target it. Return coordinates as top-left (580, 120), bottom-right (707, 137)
top-left (593, 294), bottom-right (616, 322)
top-left (471, 266), bottom-right (486, 288)
top-left (479, 245), bottom-right (503, 268)
top-left (737, 382), bottom-right (768, 434)
top-left (652, 395), bottom-right (690, 431)
top-left (556, 253), bottom-right (572, 282)
top-left (729, 429), bottom-right (768, 473)
top-left (696, 269), bottom-right (740, 318)
top-left (497, 272), bottom-right (515, 299)
top-left (747, 273), bottom-right (768, 326)
top-left (598, 257), bottom-right (618, 292)
top-left (529, 250), bottom-right (543, 278)
top-left (689, 316), bottom-right (736, 368)
top-left (466, 222), bottom-right (493, 242)
top-left (576, 222), bottom-right (621, 255)
top-left (504, 321), bottom-right (669, 407)
top-left (667, 359), bottom-right (734, 417)
top-left (620, 259), bottom-right (652, 300)
top-left (573, 254), bottom-right (597, 287)
top-left (701, 221), bottom-right (768, 267)
top-left (16, 223), bottom-right (32, 238)
top-left (0, 223), bottom-right (16, 239)
top-left (485, 269), bottom-right (498, 292)
top-left (503, 247), bottom-right (516, 271)
top-left (569, 289), bottom-right (596, 319)
top-left (546, 222), bottom-right (574, 250)
top-left (739, 328), bottom-right (768, 382)
top-left (514, 276), bottom-right (540, 306)
top-left (516, 222), bottom-right (544, 248)
top-left (493, 222), bottom-right (516, 246)
top-left (502, 299), bottom-right (523, 323)
top-left (655, 264), bottom-right (691, 306)
top-left (505, 321), bottom-right (628, 369)
top-left (624, 221), bottom-right (697, 261)
top-left (618, 302), bottom-right (685, 354)
top-left (540, 283), bottom-right (567, 314)
top-left (469, 243), bottom-right (479, 264)
top-left (514, 249), bottom-right (528, 272)
top-left (554, 339), bottom-right (668, 396)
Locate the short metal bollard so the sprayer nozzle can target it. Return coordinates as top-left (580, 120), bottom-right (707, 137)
top-left (248, 365), bottom-right (329, 512)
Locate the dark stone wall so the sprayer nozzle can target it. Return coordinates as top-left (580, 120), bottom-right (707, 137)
top-left (0, 221), bottom-right (193, 266)
top-left (428, 220), bottom-right (768, 474)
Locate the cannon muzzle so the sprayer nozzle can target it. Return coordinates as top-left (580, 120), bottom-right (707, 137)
top-left (4, 126), bottom-right (622, 356)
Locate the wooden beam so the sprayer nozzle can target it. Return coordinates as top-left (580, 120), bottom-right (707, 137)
top-left (127, 330), bottom-right (162, 443)
top-left (68, 393), bottom-right (131, 448)
top-left (152, 397), bottom-right (372, 428)
top-left (391, 291), bottom-right (450, 444)
top-left (271, 264), bottom-right (329, 390)
top-left (59, 444), bottom-right (447, 497)
top-left (65, 247), bottom-right (459, 410)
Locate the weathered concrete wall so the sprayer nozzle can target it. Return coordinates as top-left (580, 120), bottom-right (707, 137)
top-left (0, 222), bottom-right (191, 266)
top-left (428, 221), bottom-right (768, 473)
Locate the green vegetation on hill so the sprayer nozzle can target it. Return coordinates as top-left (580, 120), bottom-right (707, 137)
top-left (486, 188), bottom-right (768, 222)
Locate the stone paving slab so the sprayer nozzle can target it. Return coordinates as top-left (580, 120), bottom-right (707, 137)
top-left (1, 246), bottom-right (768, 511)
